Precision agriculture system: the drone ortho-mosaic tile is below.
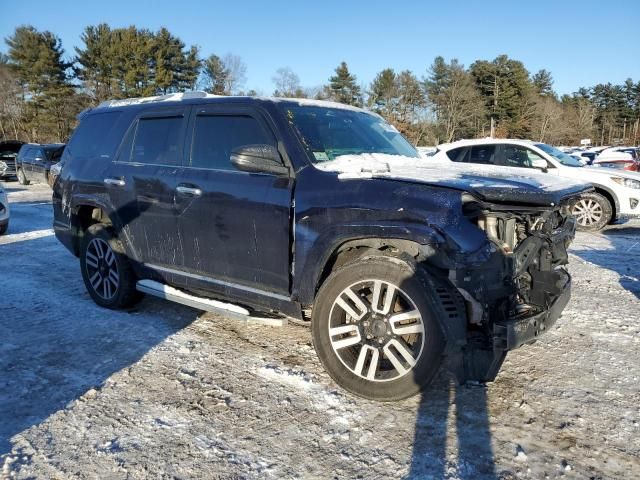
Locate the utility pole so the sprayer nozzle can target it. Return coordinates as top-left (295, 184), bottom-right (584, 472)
top-left (490, 75), bottom-right (498, 138)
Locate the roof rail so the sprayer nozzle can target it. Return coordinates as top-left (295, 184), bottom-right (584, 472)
top-left (97, 91), bottom-right (220, 108)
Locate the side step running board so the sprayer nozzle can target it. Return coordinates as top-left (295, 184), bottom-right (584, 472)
top-left (136, 279), bottom-right (287, 326)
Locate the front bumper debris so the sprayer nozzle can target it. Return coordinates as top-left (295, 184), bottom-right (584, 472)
top-left (494, 269), bottom-right (571, 350)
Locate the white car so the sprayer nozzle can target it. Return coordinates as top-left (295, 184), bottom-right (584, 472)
top-left (0, 183), bottom-right (9, 235)
top-left (430, 139), bottom-right (640, 231)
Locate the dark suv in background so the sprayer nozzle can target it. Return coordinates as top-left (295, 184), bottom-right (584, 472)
top-left (0, 140), bottom-right (24, 180)
top-left (52, 92), bottom-right (588, 401)
top-left (16, 143), bottom-right (65, 185)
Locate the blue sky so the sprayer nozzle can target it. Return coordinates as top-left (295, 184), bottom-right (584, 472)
top-left (1, 0), bottom-right (638, 95)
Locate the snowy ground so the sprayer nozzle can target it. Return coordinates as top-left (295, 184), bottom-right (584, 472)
top-left (0, 182), bottom-right (639, 479)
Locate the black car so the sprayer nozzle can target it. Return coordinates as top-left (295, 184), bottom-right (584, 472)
top-left (0, 140), bottom-right (24, 180)
top-left (52, 93), bottom-right (589, 401)
top-left (16, 143), bottom-right (65, 185)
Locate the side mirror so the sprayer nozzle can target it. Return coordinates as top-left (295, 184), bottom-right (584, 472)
top-left (531, 158), bottom-right (548, 172)
top-left (230, 144), bottom-right (289, 176)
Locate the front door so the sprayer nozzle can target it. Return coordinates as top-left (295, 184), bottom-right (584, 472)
top-left (174, 105), bottom-right (293, 294)
top-left (104, 107), bottom-right (188, 268)
top-left (495, 144), bottom-right (551, 175)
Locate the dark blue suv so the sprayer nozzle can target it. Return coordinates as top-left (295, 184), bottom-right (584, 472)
top-left (52, 93), bottom-right (588, 400)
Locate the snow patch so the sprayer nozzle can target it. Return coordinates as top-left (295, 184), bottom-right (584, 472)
top-left (255, 365), bottom-right (315, 391)
top-left (0, 228), bottom-right (54, 245)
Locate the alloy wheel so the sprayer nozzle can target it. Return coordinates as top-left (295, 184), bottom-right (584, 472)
top-left (328, 279), bottom-right (425, 382)
top-left (84, 237), bottom-right (119, 300)
top-left (572, 198), bottom-right (603, 227)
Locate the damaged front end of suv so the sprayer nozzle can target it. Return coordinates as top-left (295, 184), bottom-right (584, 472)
top-left (441, 193), bottom-right (580, 383)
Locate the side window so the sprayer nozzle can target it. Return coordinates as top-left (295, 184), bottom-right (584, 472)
top-left (468, 145), bottom-right (497, 165)
top-left (502, 145), bottom-right (546, 168)
top-left (446, 147), bottom-right (469, 162)
top-left (68, 112), bottom-right (123, 161)
top-left (131, 116), bottom-right (184, 166)
top-left (191, 114), bottom-right (275, 170)
top-left (22, 147), bottom-right (34, 161)
top-left (34, 148), bottom-right (44, 160)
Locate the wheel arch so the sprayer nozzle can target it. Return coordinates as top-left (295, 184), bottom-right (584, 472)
top-left (591, 184), bottom-right (619, 220)
top-left (69, 199), bottom-right (116, 256)
top-left (295, 232), bottom-right (449, 306)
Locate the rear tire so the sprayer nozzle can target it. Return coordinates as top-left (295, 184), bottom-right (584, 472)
top-left (311, 255), bottom-right (445, 401)
top-left (17, 168), bottom-right (29, 185)
top-left (80, 223), bottom-right (142, 309)
top-left (571, 192), bottom-right (612, 232)
top-left (0, 222), bottom-right (7, 235)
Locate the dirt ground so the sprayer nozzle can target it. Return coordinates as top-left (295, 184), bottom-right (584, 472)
top-left (1, 182), bottom-right (639, 479)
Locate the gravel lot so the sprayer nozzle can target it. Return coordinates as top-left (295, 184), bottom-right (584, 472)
top-left (1, 182), bottom-right (639, 479)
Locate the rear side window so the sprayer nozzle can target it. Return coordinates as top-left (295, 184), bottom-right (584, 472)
top-left (190, 115), bottom-right (274, 170)
top-left (67, 112), bottom-right (123, 161)
top-left (446, 147), bottom-right (469, 162)
top-left (468, 145), bottom-right (497, 165)
top-left (131, 116), bottom-right (183, 166)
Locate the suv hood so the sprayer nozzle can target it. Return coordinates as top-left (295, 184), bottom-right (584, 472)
top-left (315, 154), bottom-right (590, 206)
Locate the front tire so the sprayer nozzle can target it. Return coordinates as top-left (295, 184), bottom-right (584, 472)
top-left (312, 255), bottom-right (445, 401)
top-left (17, 168), bottom-right (29, 185)
top-left (571, 192), bottom-right (612, 232)
top-left (80, 223), bottom-right (141, 309)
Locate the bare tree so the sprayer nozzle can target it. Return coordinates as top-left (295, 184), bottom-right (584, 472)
top-left (272, 67), bottom-right (302, 97)
top-left (222, 53), bottom-right (247, 95)
top-left (0, 62), bottom-right (26, 139)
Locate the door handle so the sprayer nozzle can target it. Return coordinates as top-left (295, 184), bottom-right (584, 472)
top-left (176, 185), bottom-right (202, 196)
top-left (104, 177), bottom-right (126, 187)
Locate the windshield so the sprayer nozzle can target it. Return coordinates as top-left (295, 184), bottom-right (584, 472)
top-left (280, 105), bottom-right (419, 162)
top-left (535, 143), bottom-right (583, 167)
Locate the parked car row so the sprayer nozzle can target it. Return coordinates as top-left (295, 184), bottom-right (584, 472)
top-left (563, 145), bottom-right (640, 172)
top-left (0, 141), bottom-right (65, 186)
top-left (16, 143), bottom-right (65, 186)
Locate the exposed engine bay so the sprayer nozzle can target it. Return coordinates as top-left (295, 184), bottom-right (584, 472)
top-left (444, 196), bottom-right (578, 382)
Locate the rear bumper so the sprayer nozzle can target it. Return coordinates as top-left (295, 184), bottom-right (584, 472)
top-left (494, 270), bottom-right (571, 351)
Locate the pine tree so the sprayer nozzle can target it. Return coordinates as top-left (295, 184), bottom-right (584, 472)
top-left (75, 24), bottom-right (114, 102)
top-left (5, 26), bottom-right (79, 141)
top-left (532, 69), bottom-right (555, 97)
top-left (369, 68), bottom-right (397, 116)
top-left (470, 55), bottom-right (533, 137)
top-left (425, 57), bottom-right (485, 141)
top-left (328, 62), bottom-right (362, 106)
top-left (202, 54), bottom-right (228, 94)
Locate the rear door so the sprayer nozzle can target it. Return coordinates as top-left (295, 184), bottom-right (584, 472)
top-left (30, 147), bottom-right (47, 182)
top-left (21, 147), bottom-right (35, 179)
top-left (104, 107), bottom-right (188, 267)
top-left (174, 104), bottom-right (293, 294)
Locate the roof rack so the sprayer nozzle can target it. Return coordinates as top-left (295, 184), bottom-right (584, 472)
top-left (97, 91), bottom-right (220, 108)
